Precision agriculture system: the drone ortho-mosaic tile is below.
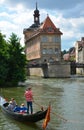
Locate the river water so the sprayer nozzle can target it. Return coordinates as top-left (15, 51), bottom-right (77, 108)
top-left (0, 77), bottom-right (84, 130)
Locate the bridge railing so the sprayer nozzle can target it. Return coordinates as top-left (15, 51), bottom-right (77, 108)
top-left (26, 63), bottom-right (48, 68)
top-left (71, 62), bottom-right (84, 68)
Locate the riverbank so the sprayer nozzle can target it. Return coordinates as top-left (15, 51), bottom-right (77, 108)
top-left (71, 74), bottom-right (84, 78)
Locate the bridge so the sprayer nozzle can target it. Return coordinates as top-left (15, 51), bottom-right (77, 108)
top-left (71, 62), bottom-right (84, 68)
top-left (26, 62), bottom-right (84, 76)
top-left (26, 63), bottom-right (48, 68)
top-left (27, 62), bottom-right (84, 68)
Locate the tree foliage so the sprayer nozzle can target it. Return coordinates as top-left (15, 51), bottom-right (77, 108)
top-left (0, 32), bottom-right (26, 87)
top-left (0, 32), bottom-right (9, 86)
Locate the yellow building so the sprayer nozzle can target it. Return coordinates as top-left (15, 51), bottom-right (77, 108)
top-left (23, 4), bottom-right (63, 64)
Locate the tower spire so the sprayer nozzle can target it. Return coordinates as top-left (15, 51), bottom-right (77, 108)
top-left (36, 2), bottom-right (37, 10)
top-left (33, 2), bottom-right (40, 25)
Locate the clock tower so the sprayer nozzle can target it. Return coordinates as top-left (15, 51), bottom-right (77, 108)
top-left (33, 2), bottom-right (40, 25)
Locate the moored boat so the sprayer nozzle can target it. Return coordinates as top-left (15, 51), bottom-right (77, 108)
top-left (1, 102), bottom-right (47, 123)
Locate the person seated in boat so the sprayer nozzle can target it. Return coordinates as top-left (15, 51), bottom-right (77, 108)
top-left (7, 101), bottom-right (14, 111)
top-left (11, 98), bottom-right (17, 109)
top-left (13, 104), bottom-right (21, 112)
top-left (20, 103), bottom-right (27, 113)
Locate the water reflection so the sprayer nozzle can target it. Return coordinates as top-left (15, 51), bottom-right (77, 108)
top-left (0, 77), bottom-right (84, 130)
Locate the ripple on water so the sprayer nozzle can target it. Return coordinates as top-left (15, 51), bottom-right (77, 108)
top-left (0, 112), bottom-right (20, 130)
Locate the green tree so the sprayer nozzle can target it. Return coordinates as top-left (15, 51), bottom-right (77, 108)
top-left (0, 32), bottom-right (9, 86)
top-left (7, 33), bottom-right (26, 86)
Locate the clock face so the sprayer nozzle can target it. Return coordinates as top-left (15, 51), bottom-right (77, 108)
top-left (35, 17), bottom-right (38, 21)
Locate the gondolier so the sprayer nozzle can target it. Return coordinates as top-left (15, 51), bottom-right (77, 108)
top-left (24, 87), bottom-right (33, 114)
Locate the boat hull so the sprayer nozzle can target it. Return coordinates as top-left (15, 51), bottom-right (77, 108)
top-left (1, 102), bottom-right (47, 123)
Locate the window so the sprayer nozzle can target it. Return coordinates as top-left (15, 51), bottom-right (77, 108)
top-left (42, 48), bottom-right (47, 54)
top-left (56, 36), bottom-right (60, 42)
top-left (55, 48), bottom-right (59, 54)
top-left (52, 36), bottom-right (60, 42)
top-left (47, 27), bottom-right (53, 32)
top-left (48, 48), bottom-right (53, 54)
top-left (41, 36), bottom-right (48, 42)
top-left (49, 57), bottom-right (54, 63)
top-left (52, 36), bottom-right (56, 42)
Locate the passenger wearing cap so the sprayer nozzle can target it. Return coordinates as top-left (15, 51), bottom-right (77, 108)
top-left (20, 103), bottom-right (27, 113)
top-left (13, 103), bottom-right (27, 113)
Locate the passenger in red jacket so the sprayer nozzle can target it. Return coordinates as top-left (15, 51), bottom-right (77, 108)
top-left (24, 87), bottom-right (33, 114)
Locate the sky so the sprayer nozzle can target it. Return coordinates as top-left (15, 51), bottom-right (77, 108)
top-left (0, 0), bottom-right (84, 50)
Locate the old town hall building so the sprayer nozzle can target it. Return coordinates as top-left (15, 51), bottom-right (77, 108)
top-left (23, 3), bottom-right (63, 65)
top-left (23, 4), bottom-right (70, 78)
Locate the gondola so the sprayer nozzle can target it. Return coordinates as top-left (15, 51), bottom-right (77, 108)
top-left (1, 102), bottom-right (47, 123)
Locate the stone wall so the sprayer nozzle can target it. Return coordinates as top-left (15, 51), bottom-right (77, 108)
top-left (48, 62), bottom-right (70, 78)
top-left (27, 62), bottom-right (70, 78)
top-left (28, 68), bottom-right (44, 77)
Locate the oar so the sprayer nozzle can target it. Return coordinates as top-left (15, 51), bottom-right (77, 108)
top-left (33, 101), bottom-right (44, 111)
top-left (33, 101), bottom-right (67, 122)
top-left (51, 111), bottom-right (67, 122)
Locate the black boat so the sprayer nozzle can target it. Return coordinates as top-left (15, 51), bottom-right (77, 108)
top-left (1, 102), bottom-right (47, 123)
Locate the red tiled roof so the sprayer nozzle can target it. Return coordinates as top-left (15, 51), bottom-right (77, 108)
top-left (25, 15), bottom-right (63, 42)
top-left (40, 16), bottom-right (57, 29)
top-left (40, 15), bottom-right (63, 34)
